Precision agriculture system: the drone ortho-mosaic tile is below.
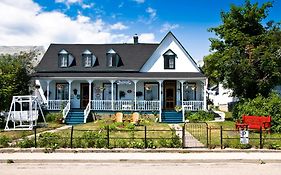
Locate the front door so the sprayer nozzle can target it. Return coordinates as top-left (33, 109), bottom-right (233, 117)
top-left (164, 80), bottom-right (176, 110)
top-left (80, 83), bottom-right (89, 109)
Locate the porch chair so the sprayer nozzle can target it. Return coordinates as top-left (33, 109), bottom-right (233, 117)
top-left (115, 112), bottom-right (123, 122)
top-left (131, 112), bottom-right (140, 125)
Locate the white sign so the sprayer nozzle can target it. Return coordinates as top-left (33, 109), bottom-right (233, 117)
top-left (240, 130), bottom-right (249, 144)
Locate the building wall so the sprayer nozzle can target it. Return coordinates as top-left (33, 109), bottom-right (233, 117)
top-left (140, 33), bottom-right (200, 73)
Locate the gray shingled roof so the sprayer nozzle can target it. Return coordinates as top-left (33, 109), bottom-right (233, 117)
top-left (36, 43), bottom-right (159, 72)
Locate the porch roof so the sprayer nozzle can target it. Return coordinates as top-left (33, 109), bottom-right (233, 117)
top-left (33, 72), bottom-right (206, 80)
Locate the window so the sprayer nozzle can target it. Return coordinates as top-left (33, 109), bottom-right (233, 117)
top-left (183, 83), bottom-right (196, 101)
top-left (82, 50), bottom-right (95, 67)
top-left (163, 49), bottom-right (176, 69)
top-left (144, 83), bottom-right (159, 100)
top-left (56, 83), bottom-right (69, 100)
top-left (106, 49), bottom-right (119, 67)
top-left (59, 49), bottom-right (69, 67)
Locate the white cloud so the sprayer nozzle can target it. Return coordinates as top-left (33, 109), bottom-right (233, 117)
top-left (81, 3), bottom-right (94, 9)
top-left (133, 0), bottom-right (145, 4)
top-left (145, 7), bottom-right (157, 23)
top-left (110, 22), bottom-right (128, 30)
top-left (160, 23), bottom-right (179, 33)
top-left (55, 0), bottom-right (82, 5)
top-left (0, 0), bottom-right (121, 47)
top-left (0, 0), bottom-right (155, 48)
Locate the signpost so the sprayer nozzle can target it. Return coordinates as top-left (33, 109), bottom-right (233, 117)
top-left (240, 129), bottom-right (249, 144)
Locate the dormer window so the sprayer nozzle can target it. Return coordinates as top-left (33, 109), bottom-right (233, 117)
top-left (82, 49), bottom-right (96, 67)
top-left (163, 49), bottom-right (176, 69)
top-left (59, 49), bottom-right (69, 67)
top-left (106, 49), bottom-right (119, 67)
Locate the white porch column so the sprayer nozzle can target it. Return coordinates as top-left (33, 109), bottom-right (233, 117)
top-left (110, 80), bottom-right (114, 110)
top-left (157, 80), bottom-right (163, 122)
top-left (67, 80), bottom-right (73, 103)
top-left (180, 80), bottom-right (185, 122)
top-left (133, 80), bottom-right (138, 110)
top-left (88, 80), bottom-right (93, 105)
top-left (46, 80), bottom-right (51, 107)
top-left (203, 78), bottom-right (208, 111)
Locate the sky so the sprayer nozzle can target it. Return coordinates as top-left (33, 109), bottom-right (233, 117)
top-left (0, 0), bottom-right (280, 61)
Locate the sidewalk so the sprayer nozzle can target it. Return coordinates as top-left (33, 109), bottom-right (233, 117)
top-left (1, 151), bottom-right (281, 163)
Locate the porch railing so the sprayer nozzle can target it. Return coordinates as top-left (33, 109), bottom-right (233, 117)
top-left (90, 100), bottom-right (160, 111)
top-left (62, 101), bottom-right (70, 120)
top-left (182, 101), bottom-right (204, 111)
top-left (91, 100), bottom-right (112, 110)
top-left (48, 100), bottom-right (69, 110)
top-left (136, 100), bottom-right (159, 111)
top-left (114, 100), bottom-right (134, 110)
top-left (84, 101), bottom-right (91, 123)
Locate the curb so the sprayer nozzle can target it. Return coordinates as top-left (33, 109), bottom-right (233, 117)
top-left (1, 148), bottom-right (281, 153)
top-left (1, 159), bottom-right (281, 164)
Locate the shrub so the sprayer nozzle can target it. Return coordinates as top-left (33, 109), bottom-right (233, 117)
top-left (187, 110), bottom-right (215, 122)
top-left (79, 131), bottom-right (107, 148)
top-left (37, 132), bottom-right (63, 149)
top-left (45, 113), bottom-right (63, 123)
top-left (0, 136), bottom-right (11, 148)
top-left (17, 138), bottom-right (34, 148)
top-left (232, 93), bottom-right (281, 133)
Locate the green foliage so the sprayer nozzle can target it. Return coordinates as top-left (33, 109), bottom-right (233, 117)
top-left (187, 110), bottom-right (215, 122)
top-left (37, 132), bottom-right (66, 149)
top-left (0, 51), bottom-right (38, 111)
top-left (203, 0), bottom-right (281, 99)
top-left (45, 113), bottom-right (63, 123)
top-left (16, 138), bottom-right (35, 148)
top-left (0, 136), bottom-right (11, 148)
top-left (233, 93), bottom-right (281, 132)
top-left (77, 131), bottom-right (107, 148)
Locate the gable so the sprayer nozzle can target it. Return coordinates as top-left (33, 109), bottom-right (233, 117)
top-left (140, 32), bottom-right (201, 73)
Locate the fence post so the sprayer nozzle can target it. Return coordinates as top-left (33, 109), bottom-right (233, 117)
top-left (206, 125), bottom-right (209, 148)
top-left (260, 126), bottom-right (263, 149)
top-left (144, 126), bottom-right (147, 148)
top-left (34, 126), bottom-right (37, 148)
top-left (220, 126), bottom-right (223, 149)
top-left (209, 127), bottom-right (212, 149)
top-left (107, 126), bottom-right (110, 148)
top-left (182, 125), bottom-right (185, 148)
top-left (70, 125), bottom-right (74, 148)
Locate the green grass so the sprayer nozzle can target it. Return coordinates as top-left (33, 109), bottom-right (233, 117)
top-left (41, 115), bottom-right (179, 148)
top-left (0, 122), bottom-right (64, 140)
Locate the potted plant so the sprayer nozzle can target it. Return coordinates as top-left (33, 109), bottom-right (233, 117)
top-left (174, 105), bottom-right (182, 112)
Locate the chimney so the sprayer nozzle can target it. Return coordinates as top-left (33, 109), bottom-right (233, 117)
top-left (133, 34), bottom-right (138, 44)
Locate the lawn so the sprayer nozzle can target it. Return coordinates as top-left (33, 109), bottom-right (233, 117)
top-left (51, 115), bottom-right (178, 148)
top-left (186, 120), bottom-right (281, 149)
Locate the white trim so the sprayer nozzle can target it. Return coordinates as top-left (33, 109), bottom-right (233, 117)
top-left (36, 77), bottom-right (206, 81)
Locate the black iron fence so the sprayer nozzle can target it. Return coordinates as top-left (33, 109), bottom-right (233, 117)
top-left (208, 126), bottom-right (281, 149)
top-left (31, 126), bottom-right (182, 149)
top-left (1, 123), bottom-right (281, 149)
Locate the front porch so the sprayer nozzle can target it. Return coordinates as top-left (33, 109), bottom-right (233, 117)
top-left (37, 79), bottom-right (207, 123)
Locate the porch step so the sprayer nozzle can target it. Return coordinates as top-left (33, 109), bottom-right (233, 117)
top-left (65, 110), bottom-right (84, 125)
top-left (162, 111), bottom-right (183, 123)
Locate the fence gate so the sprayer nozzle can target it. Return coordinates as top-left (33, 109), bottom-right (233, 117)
top-left (183, 122), bottom-right (208, 148)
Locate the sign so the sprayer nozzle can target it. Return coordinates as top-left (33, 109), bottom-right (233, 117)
top-left (240, 130), bottom-right (249, 144)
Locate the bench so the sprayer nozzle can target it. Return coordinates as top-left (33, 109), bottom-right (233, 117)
top-left (236, 115), bottom-right (271, 131)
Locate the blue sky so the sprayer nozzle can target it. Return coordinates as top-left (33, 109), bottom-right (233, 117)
top-left (0, 0), bottom-right (280, 61)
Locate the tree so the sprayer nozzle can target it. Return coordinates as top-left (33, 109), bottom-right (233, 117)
top-left (0, 51), bottom-right (37, 111)
top-left (203, 0), bottom-right (281, 99)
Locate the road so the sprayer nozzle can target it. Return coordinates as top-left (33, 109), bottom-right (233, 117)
top-left (1, 162), bottom-right (280, 175)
